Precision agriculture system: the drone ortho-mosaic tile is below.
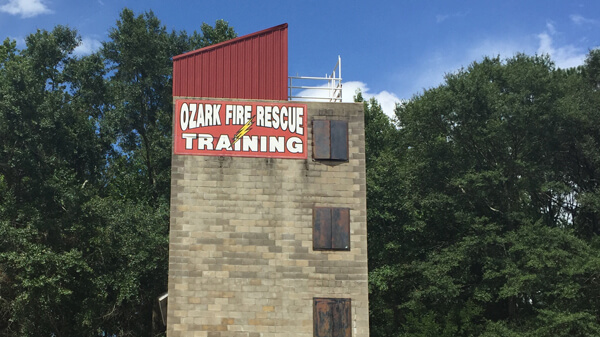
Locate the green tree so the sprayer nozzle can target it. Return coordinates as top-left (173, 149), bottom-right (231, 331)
top-left (355, 92), bottom-right (408, 336)
top-left (366, 53), bottom-right (600, 336)
top-left (0, 26), bottom-right (109, 336)
top-left (101, 9), bottom-right (237, 205)
top-left (190, 19), bottom-right (237, 49)
top-left (0, 9), bottom-right (237, 336)
top-left (102, 9), bottom-right (174, 203)
top-left (97, 9), bottom-right (236, 336)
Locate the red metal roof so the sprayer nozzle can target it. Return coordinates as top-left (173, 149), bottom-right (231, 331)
top-left (173, 23), bottom-right (288, 101)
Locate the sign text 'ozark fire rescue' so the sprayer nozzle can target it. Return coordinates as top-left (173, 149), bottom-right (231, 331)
top-left (174, 99), bottom-right (308, 159)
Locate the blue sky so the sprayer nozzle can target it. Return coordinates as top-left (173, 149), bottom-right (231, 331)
top-left (1, 0), bottom-right (599, 117)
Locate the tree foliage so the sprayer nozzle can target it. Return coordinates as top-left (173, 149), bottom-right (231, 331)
top-left (365, 53), bottom-right (600, 336)
top-left (0, 9), bottom-right (235, 336)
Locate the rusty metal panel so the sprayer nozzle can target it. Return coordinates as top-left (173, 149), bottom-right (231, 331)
top-left (314, 298), bottom-right (352, 337)
top-left (333, 299), bottom-right (351, 337)
top-left (313, 120), bottom-right (331, 160)
top-left (313, 208), bottom-right (332, 250)
top-left (314, 298), bottom-right (333, 337)
top-left (173, 23), bottom-right (288, 100)
top-left (332, 208), bottom-right (350, 250)
top-left (330, 120), bottom-right (348, 161)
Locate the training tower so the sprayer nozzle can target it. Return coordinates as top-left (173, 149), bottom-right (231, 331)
top-left (167, 24), bottom-right (369, 337)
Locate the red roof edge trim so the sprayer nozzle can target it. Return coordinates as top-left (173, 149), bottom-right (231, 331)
top-left (173, 23), bottom-right (288, 61)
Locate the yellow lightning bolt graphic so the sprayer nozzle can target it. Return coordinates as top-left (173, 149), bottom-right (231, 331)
top-left (232, 115), bottom-right (256, 146)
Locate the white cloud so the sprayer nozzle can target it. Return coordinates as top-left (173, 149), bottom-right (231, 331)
top-left (546, 21), bottom-right (556, 35)
top-left (537, 30), bottom-right (586, 69)
top-left (298, 20), bottom-right (591, 120)
top-left (466, 39), bottom-right (528, 61)
top-left (436, 14), bottom-right (449, 23)
top-left (461, 22), bottom-right (587, 69)
top-left (436, 11), bottom-right (468, 23)
top-left (341, 81), bottom-right (402, 119)
top-left (570, 14), bottom-right (598, 26)
top-left (389, 38), bottom-right (533, 102)
top-left (293, 80), bottom-right (401, 119)
top-left (0, 0), bottom-right (51, 18)
top-left (394, 22), bottom-right (588, 101)
top-left (73, 37), bottom-right (102, 56)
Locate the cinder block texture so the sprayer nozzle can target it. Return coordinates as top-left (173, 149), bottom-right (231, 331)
top-left (167, 102), bottom-right (369, 337)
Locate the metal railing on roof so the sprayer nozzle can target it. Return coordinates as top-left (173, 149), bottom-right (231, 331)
top-left (288, 56), bottom-right (342, 102)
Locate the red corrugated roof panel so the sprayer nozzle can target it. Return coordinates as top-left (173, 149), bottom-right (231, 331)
top-left (173, 23), bottom-right (288, 101)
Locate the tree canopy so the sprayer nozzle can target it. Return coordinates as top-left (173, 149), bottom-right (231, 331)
top-left (0, 9), bottom-right (236, 336)
top-left (364, 52), bottom-right (600, 337)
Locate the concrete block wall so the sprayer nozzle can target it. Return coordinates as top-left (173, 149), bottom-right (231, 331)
top-left (167, 101), bottom-right (369, 337)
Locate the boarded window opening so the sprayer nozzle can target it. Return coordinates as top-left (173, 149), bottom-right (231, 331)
top-left (313, 120), bottom-right (348, 161)
top-left (313, 207), bottom-right (350, 250)
top-left (314, 298), bottom-right (352, 337)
